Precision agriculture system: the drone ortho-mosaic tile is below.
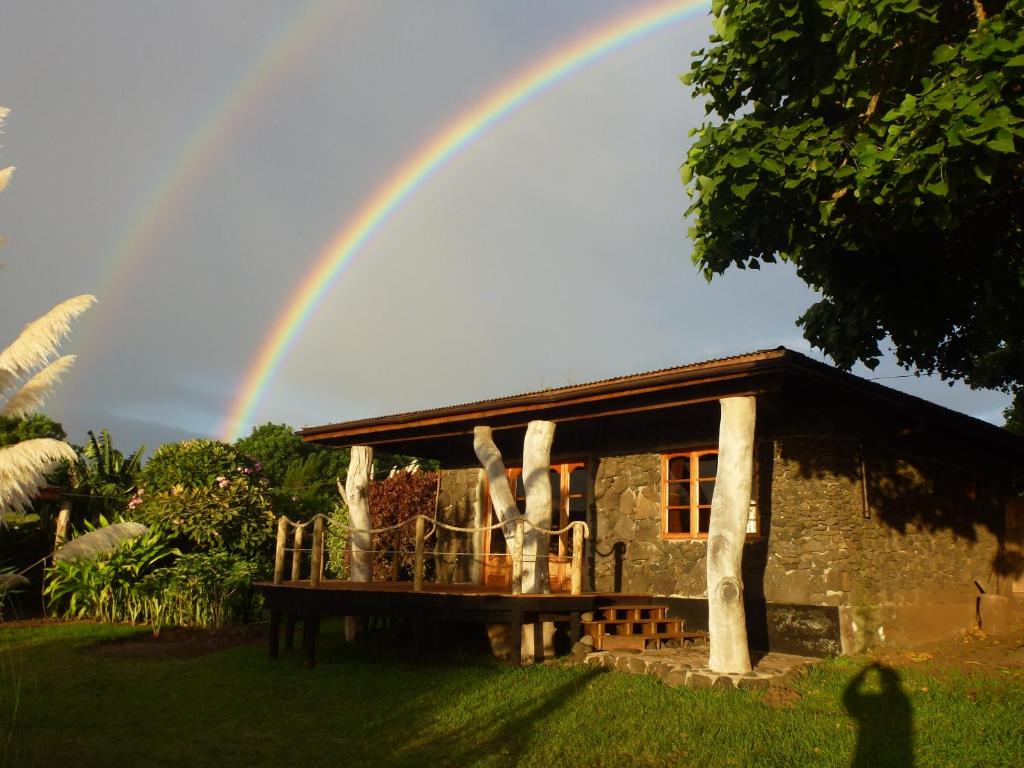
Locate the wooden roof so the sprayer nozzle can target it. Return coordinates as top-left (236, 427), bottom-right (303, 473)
top-left (299, 347), bottom-right (1022, 460)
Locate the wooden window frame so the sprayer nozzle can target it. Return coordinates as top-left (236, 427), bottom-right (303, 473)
top-left (661, 450), bottom-right (760, 541)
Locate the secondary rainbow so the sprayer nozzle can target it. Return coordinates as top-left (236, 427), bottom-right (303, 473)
top-left (76, 1), bottom-right (341, 364)
top-left (221, 0), bottom-right (712, 441)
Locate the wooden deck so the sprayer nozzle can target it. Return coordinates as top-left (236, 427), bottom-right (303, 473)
top-left (256, 579), bottom-right (657, 666)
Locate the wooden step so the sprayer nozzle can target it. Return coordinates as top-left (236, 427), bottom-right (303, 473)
top-left (600, 605), bottom-right (668, 620)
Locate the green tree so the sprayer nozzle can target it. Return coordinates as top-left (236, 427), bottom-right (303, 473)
top-left (234, 422), bottom-right (348, 518)
top-left (682, 1), bottom-right (1024, 400)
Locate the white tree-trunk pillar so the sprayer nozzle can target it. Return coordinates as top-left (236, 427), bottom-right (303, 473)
top-left (522, 420), bottom-right (556, 594)
top-left (473, 426), bottom-right (520, 556)
top-left (345, 446), bottom-right (374, 583)
top-left (707, 396), bottom-right (755, 675)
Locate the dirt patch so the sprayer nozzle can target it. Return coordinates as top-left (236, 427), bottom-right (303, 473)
top-left (85, 624), bottom-right (265, 659)
top-left (761, 685), bottom-right (802, 708)
top-left (870, 599), bottom-right (1024, 678)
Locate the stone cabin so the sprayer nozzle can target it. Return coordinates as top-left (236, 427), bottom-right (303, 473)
top-left (300, 348), bottom-right (1024, 656)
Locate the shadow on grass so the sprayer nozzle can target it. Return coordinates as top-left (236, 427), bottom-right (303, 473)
top-left (842, 663), bottom-right (913, 768)
top-left (397, 666), bottom-right (608, 766)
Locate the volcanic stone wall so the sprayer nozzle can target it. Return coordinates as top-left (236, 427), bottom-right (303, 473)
top-left (435, 468), bottom-right (484, 583)
top-left (589, 433), bottom-right (1005, 652)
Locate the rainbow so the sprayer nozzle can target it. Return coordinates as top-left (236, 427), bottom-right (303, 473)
top-left (79, 1), bottom-right (342, 358)
top-left (221, 0), bottom-right (711, 441)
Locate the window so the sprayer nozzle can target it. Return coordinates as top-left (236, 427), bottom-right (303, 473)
top-left (483, 461), bottom-right (588, 590)
top-left (661, 450), bottom-right (759, 539)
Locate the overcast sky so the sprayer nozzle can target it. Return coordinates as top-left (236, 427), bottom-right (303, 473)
top-left (0, 1), bottom-right (1011, 452)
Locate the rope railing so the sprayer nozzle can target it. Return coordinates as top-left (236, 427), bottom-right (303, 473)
top-left (273, 512), bottom-right (590, 595)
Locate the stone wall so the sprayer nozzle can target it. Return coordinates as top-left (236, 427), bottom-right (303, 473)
top-left (590, 435), bottom-right (1005, 653)
top-left (435, 468), bottom-right (484, 584)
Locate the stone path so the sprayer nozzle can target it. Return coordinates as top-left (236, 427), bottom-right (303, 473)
top-left (583, 647), bottom-right (820, 690)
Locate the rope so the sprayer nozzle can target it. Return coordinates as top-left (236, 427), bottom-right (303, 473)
top-left (298, 513), bottom-right (589, 539)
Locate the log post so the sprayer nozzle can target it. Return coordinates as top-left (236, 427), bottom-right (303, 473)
top-left (54, 500), bottom-right (72, 548)
top-left (346, 446), bottom-right (374, 583)
top-left (707, 396), bottom-right (756, 675)
top-left (391, 529), bottom-right (401, 582)
top-left (473, 426), bottom-right (520, 554)
top-left (291, 523), bottom-right (304, 582)
top-left (310, 516), bottom-right (324, 587)
top-left (512, 517), bottom-right (524, 594)
top-left (571, 522), bottom-right (584, 596)
top-left (414, 516), bottom-right (426, 592)
top-left (273, 516), bottom-right (288, 585)
top-left (522, 420), bottom-right (556, 593)
top-left (345, 446), bottom-right (373, 641)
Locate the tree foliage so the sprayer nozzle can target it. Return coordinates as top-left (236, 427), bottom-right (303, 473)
top-left (234, 422), bottom-right (348, 518)
top-left (682, 1), bottom-right (1024, 397)
top-left (67, 429), bottom-right (144, 519)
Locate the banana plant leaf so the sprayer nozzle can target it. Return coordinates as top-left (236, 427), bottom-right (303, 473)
top-left (54, 522), bottom-right (149, 562)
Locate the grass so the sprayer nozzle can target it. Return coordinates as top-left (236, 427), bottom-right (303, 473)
top-left (0, 620), bottom-right (1022, 767)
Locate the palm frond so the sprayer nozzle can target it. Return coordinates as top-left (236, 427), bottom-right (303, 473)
top-left (0, 354), bottom-right (75, 417)
top-left (0, 294), bottom-right (96, 395)
top-left (0, 437), bottom-right (77, 515)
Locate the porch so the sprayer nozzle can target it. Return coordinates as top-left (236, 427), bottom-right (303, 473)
top-left (257, 579), bottom-right (661, 666)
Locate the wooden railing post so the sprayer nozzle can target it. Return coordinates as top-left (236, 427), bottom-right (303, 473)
top-left (512, 517), bottom-right (524, 595)
top-left (571, 522), bottom-right (584, 596)
top-left (391, 529), bottom-right (401, 582)
top-left (274, 517), bottom-right (288, 585)
top-left (414, 516), bottom-right (425, 592)
top-left (310, 516), bottom-right (324, 587)
top-left (291, 523), bottom-right (304, 582)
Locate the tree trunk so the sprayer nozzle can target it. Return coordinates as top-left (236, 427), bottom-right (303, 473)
top-left (345, 445), bottom-right (374, 582)
top-left (522, 420), bottom-right (556, 594)
top-left (707, 396), bottom-right (755, 675)
top-left (473, 426), bottom-right (520, 555)
top-left (343, 446), bottom-right (373, 642)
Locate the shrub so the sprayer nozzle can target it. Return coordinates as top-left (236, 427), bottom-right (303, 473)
top-left (45, 526), bottom-right (178, 623)
top-left (137, 552), bottom-right (258, 632)
top-left (130, 440), bottom-right (274, 560)
top-left (347, 470), bottom-right (439, 582)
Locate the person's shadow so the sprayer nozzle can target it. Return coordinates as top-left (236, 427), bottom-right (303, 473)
top-left (842, 663), bottom-right (915, 768)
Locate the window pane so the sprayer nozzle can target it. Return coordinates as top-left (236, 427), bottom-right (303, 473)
top-left (747, 502), bottom-right (758, 534)
top-left (698, 507), bottom-right (712, 533)
top-left (550, 469), bottom-right (561, 514)
top-left (668, 456), bottom-right (690, 481)
top-left (490, 525), bottom-right (506, 554)
top-left (515, 474), bottom-right (525, 498)
top-left (569, 467), bottom-right (588, 494)
top-left (568, 496), bottom-right (587, 518)
top-left (699, 480), bottom-right (716, 505)
top-left (667, 483), bottom-right (689, 507)
top-left (698, 453), bottom-right (718, 478)
top-left (667, 508), bottom-right (690, 534)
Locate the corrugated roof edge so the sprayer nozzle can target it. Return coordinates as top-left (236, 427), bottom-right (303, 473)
top-left (297, 347), bottom-right (791, 436)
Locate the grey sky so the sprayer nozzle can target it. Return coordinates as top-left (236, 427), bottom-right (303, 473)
top-left (0, 1), bottom-right (1010, 452)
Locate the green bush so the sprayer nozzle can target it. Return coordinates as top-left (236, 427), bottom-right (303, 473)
top-left (324, 502), bottom-right (350, 579)
top-left (138, 552), bottom-right (258, 632)
top-left (45, 526), bottom-right (178, 623)
top-left (130, 440), bottom-right (274, 560)
top-left (45, 525), bottom-right (259, 632)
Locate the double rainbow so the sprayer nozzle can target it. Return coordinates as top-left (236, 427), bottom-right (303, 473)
top-left (221, 0), bottom-right (711, 440)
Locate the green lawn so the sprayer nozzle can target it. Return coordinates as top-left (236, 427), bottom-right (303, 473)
top-left (0, 621), bottom-right (1021, 768)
